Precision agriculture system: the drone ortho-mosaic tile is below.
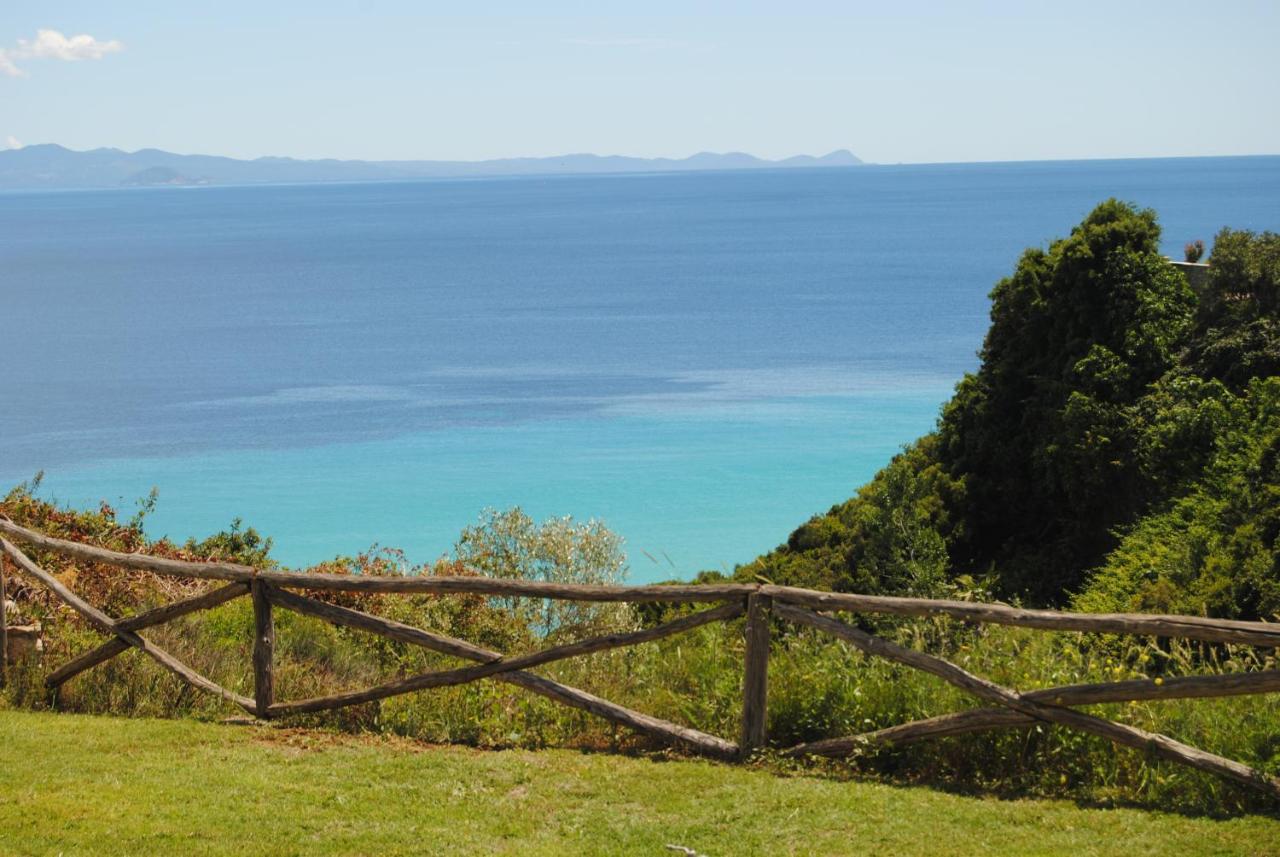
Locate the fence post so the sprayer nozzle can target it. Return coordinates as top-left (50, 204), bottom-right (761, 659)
top-left (740, 592), bottom-right (771, 757)
top-left (0, 554), bottom-right (8, 688)
top-left (251, 579), bottom-right (275, 718)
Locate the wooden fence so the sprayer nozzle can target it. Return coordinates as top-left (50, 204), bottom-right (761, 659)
top-left (1, 517), bottom-right (1278, 799)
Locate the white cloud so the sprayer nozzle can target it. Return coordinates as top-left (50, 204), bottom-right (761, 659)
top-left (0, 29), bottom-right (123, 78)
top-left (5, 135), bottom-right (21, 150)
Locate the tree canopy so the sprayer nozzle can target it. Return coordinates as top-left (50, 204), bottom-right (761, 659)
top-left (738, 202), bottom-right (1280, 619)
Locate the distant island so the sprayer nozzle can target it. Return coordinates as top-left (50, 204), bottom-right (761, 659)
top-left (0, 144), bottom-right (864, 191)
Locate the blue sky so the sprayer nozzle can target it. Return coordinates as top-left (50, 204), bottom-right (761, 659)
top-left (3, 1), bottom-right (1277, 163)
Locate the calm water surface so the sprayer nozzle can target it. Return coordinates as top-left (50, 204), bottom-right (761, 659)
top-left (2, 157), bottom-right (1277, 578)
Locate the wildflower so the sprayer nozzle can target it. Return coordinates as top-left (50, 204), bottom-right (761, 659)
top-left (1153, 677), bottom-right (1164, 686)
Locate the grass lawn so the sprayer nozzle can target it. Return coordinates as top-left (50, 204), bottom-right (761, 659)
top-left (0, 710), bottom-right (1276, 856)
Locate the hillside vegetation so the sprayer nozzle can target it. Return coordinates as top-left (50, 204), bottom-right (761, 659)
top-left (738, 201), bottom-right (1280, 620)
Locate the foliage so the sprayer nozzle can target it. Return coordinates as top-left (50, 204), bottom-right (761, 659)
top-left (738, 435), bottom-right (964, 595)
top-left (453, 507), bottom-right (633, 639)
top-left (1185, 239), bottom-right (1205, 263)
top-left (937, 200), bottom-right (1195, 600)
top-left (1076, 377), bottom-right (1280, 620)
top-left (1185, 227), bottom-right (1280, 388)
top-left (0, 477), bottom-right (274, 619)
top-left (183, 517), bottom-right (274, 567)
top-left (741, 205), bottom-right (1280, 615)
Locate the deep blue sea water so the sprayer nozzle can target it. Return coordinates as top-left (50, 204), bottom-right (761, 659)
top-left (2, 157), bottom-right (1277, 579)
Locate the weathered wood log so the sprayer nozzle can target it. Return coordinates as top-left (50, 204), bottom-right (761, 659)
top-left (506, 669), bottom-right (738, 758)
top-left (739, 593), bottom-right (770, 755)
top-left (775, 603), bottom-right (1280, 798)
top-left (786, 709), bottom-right (1029, 757)
top-left (1024, 669), bottom-right (1280, 707)
top-left (45, 638), bottom-right (131, 690)
top-left (128, 632), bottom-right (256, 713)
top-left (2, 538), bottom-right (116, 633)
top-left (45, 583), bottom-right (248, 690)
top-left (118, 582), bottom-right (250, 633)
top-left (267, 587), bottom-right (738, 758)
top-left (5, 516), bottom-right (1278, 647)
top-left (268, 599), bottom-right (743, 716)
top-left (1, 554), bottom-right (7, 686)
top-left (785, 668), bottom-right (1280, 757)
top-left (268, 585), bottom-right (533, 661)
top-left (0, 519), bottom-right (254, 582)
top-left (764, 585), bottom-right (1280, 648)
top-left (0, 518), bottom-right (754, 601)
top-left (258, 570), bottom-right (752, 601)
top-left (267, 595), bottom-right (742, 715)
top-left (251, 580), bottom-right (275, 718)
top-left (1, 539), bottom-right (255, 714)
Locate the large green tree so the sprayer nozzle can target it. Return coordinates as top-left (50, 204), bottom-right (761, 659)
top-left (938, 200), bottom-right (1195, 599)
top-left (741, 204), bottom-right (1280, 616)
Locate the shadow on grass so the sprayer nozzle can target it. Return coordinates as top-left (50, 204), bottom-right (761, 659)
top-left (234, 717), bottom-right (1280, 822)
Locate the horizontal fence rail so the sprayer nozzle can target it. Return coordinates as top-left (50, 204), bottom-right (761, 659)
top-left (762, 586), bottom-right (1280, 648)
top-left (0, 517), bottom-right (1277, 799)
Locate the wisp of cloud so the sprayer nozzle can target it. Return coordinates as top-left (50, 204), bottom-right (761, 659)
top-left (0, 29), bottom-right (123, 78)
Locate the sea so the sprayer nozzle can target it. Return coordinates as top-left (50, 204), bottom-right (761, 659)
top-left (2, 156), bottom-right (1277, 580)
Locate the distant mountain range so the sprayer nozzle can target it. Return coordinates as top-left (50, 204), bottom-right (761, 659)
top-left (0, 144), bottom-right (864, 190)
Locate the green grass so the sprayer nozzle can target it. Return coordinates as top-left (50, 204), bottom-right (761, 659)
top-left (1, 710), bottom-right (1277, 856)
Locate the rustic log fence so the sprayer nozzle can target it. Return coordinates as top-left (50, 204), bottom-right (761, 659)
top-left (1, 517), bottom-right (1277, 799)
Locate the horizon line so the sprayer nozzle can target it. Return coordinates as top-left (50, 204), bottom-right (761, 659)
top-left (6, 142), bottom-right (1279, 169)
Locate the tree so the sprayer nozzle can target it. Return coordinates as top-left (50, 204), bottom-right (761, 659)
top-left (453, 507), bottom-right (633, 638)
top-left (743, 202), bottom-right (1279, 613)
top-left (938, 199), bottom-right (1195, 600)
top-left (1185, 228), bottom-right (1280, 389)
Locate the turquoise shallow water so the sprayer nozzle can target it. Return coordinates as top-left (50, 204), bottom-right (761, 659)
top-left (34, 389), bottom-right (946, 578)
top-left (3, 157), bottom-right (1277, 578)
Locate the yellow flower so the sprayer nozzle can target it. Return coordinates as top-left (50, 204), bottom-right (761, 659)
top-left (1153, 677), bottom-right (1164, 686)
